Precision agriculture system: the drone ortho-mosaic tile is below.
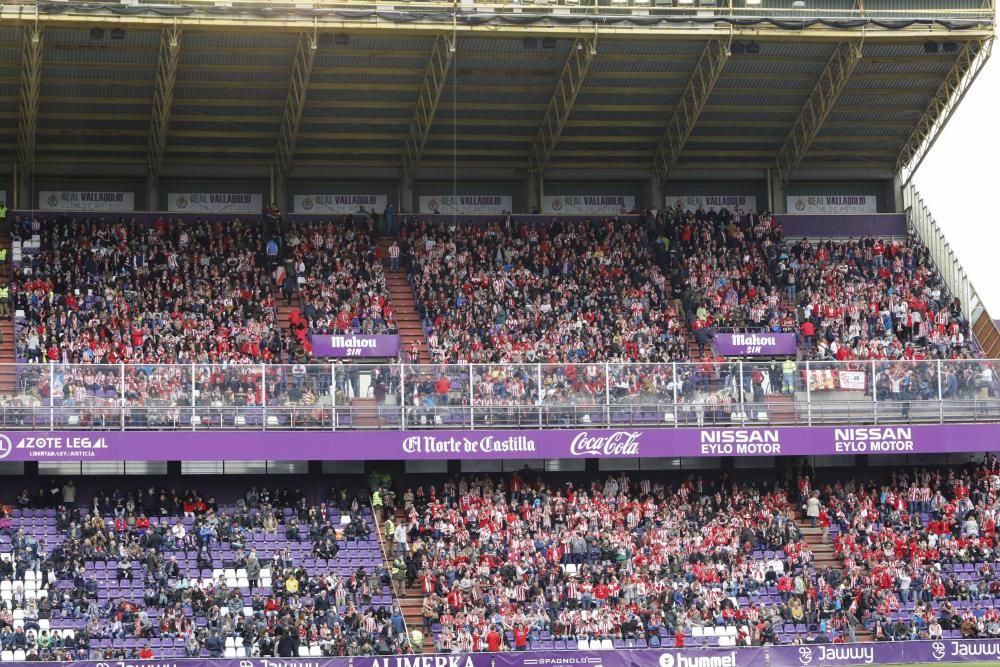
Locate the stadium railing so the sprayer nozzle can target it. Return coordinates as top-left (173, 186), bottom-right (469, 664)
top-left (12, 0), bottom-right (994, 21)
top-left (0, 358), bottom-right (997, 430)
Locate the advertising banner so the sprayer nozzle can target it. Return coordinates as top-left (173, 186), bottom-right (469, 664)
top-left (665, 195), bottom-right (758, 212)
top-left (0, 423), bottom-right (998, 462)
top-left (543, 195), bottom-right (636, 215)
top-left (770, 639), bottom-right (1000, 666)
top-left (38, 191), bottom-right (134, 212)
top-left (14, 641), bottom-right (1000, 667)
top-left (6, 647), bottom-right (767, 667)
top-left (168, 193), bottom-right (263, 214)
top-left (418, 195), bottom-right (512, 215)
top-left (786, 195), bottom-right (877, 214)
top-left (807, 369), bottom-right (868, 392)
top-left (294, 194), bottom-right (387, 214)
top-left (714, 333), bottom-right (797, 356)
top-left (311, 335), bottom-right (400, 358)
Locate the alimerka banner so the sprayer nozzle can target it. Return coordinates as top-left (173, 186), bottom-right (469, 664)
top-left (10, 640), bottom-right (1000, 667)
top-left (665, 194), bottom-right (758, 212)
top-left (418, 195), bottom-right (512, 215)
top-left (311, 334), bottom-right (400, 358)
top-left (294, 194), bottom-right (387, 214)
top-left (38, 191), bottom-right (134, 212)
top-left (714, 333), bottom-right (797, 356)
top-left (543, 195), bottom-right (636, 215)
top-left (786, 195), bottom-right (877, 214)
top-left (1, 423), bottom-right (999, 462)
top-left (168, 193), bottom-right (262, 214)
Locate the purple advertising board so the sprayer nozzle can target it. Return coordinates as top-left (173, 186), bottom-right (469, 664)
top-left (310, 335), bottom-right (400, 358)
top-left (13, 642), bottom-right (1000, 667)
top-left (713, 333), bottom-right (797, 356)
top-left (0, 423), bottom-right (999, 462)
top-left (770, 638), bottom-right (1000, 665)
top-left (7, 648), bottom-right (767, 667)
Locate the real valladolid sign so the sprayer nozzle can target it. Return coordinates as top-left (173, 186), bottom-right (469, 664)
top-left (293, 194), bottom-right (387, 214)
top-left (12, 639), bottom-right (1000, 667)
top-left (1, 423), bottom-right (999, 462)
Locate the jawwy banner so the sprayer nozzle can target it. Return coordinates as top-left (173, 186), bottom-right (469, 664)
top-left (714, 333), bottom-right (797, 356)
top-left (311, 335), bottom-right (400, 358)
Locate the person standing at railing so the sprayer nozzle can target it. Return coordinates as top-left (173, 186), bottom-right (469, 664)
top-left (782, 358), bottom-right (797, 394)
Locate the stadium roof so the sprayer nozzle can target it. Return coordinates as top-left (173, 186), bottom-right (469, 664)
top-left (0, 0), bottom-right (994, 184)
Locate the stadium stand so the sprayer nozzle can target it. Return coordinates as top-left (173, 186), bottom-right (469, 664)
top-left (0, 484), bottom-right (406, 661)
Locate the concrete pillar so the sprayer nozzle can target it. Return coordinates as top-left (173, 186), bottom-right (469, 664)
top-left (401, 171), bottom-right (414, 214)
top-left (16, 168), bottom-right (30, 211)
top-left (648, 172), bottom-right (663, 211)
top-left (270, 166), bottom-right (288, 214)
top-left (525, 174), bottom-right (539, 214)
top-left (891, 173), bottom-right (905, 213)
top-left (769, 168), bottom-right (786, 214)
top-left (146, 173), bottom-right (160, 212)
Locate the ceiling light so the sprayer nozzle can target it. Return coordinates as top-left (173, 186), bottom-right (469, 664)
top-left (745, 41), bottom-right (760, 55)
top-left (89, 27), bottom-right (104, 40)
top-left (110, 28), bottom-right (126, 40)
top-left (924, 41), bottom-right (940, 54)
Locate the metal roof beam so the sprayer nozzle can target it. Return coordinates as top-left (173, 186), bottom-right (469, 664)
top-left (15, 25), bottom-right (43, 187)
top-left (528, 34), bottom-right (597, 175)
top-left (896, 37), bottom-right (993, 185)
top-left (147, 25), bottom-right (181, 182)
top-left (775, 40), bottom-right (863, 186)
top-left (402, 32), bottom-right (455, 178)
top-left (652, 38), bottom-right (729, 186)
top-left (273, 31), bottom-right (318, 178)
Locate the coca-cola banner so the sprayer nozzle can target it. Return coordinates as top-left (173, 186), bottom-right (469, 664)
top-left (1, 423), bottom-right (1000, 461)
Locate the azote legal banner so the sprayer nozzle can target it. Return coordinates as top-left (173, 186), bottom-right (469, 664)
top-left (665, 195), bottom-right (758, 212)
top-left (543, 195), bottom-right (636, 215)
top-left (786, 195), bottom-right (877, 214)
top-left (38, 191), bottom-right (134, 212)
top-left (168, 193), bottom-right (263, 214)
top-left (419, 195), bottom-right (511, 215)
top-left (294, 194), bottom-right (387, 214)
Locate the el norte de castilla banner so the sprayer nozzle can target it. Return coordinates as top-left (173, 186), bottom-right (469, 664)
top-left (1, 423), bottom-right (999, 462)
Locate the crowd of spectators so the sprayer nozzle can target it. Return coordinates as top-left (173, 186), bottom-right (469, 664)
top-left (394, 472), bottom-right (821, 651)
top-left (11, 216), bottom-right (291, 366)
top-left (289, 219), bottom-right (397, 338)
top-left (0, 484), bottom-right (409, 661)
top-left (401, 217), bottom-right (689, 365)
top-left (780, 236), bottom-right (972, 362)
top-left (802, 453), bottom-right (1000, 642)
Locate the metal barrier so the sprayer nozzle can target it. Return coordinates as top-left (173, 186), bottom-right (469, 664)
top-left (1, 359), bottom-right (998, 430)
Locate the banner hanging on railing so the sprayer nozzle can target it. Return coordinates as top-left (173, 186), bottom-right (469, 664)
top-left (713, 333), bottom-right (797, 356)
top-left (665, 194), bottom-right (758, 212)
top-left (0, 423), bottom-right (998, 462)
top-left (543, 195), bottom-right (636, 215)
top-left (38, 191), bottom-right (134, 212)
top-left (786, 195), bottom-right (877, 214)
top-left (807, 369), bottom-right (868, 392)
top-left (418, 195), bottom-right (512, 215)
top-left (293, 194), bottom-right (387, 214)
top-left (168, 193), bottom-right (262, 214)
top-left (310, 334), bottom-right (400, 358)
